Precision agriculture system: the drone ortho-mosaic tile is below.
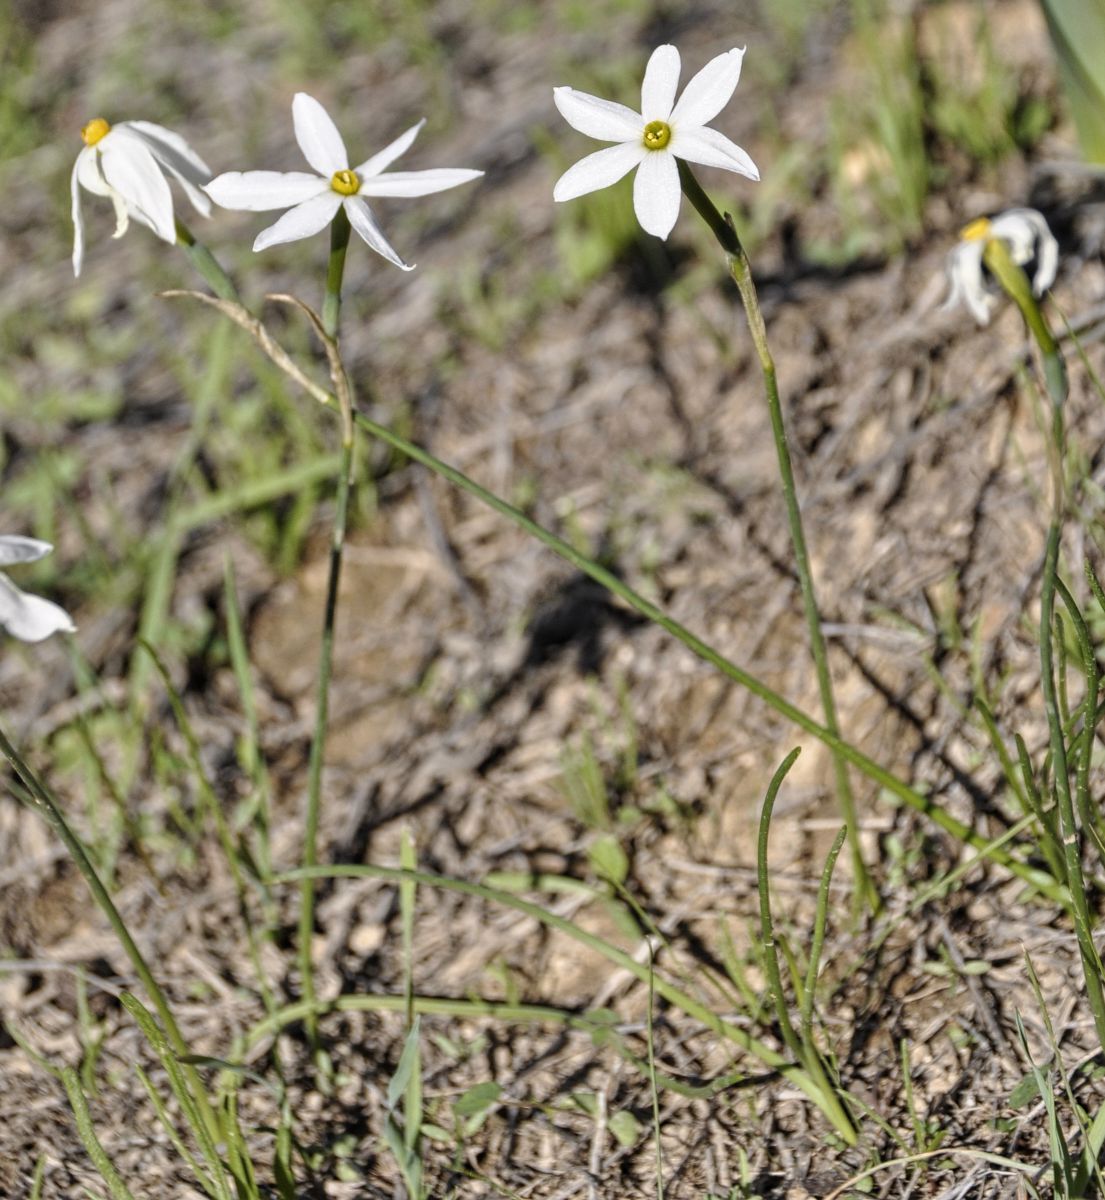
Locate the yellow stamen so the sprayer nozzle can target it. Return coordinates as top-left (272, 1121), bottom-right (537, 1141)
top-left (960, 217), bottom-right (992, 242)
top-left (330, 169), bottom-right (360, 196)
top-left (643, 120), bottom-right (672, 151)
top-left (81, 118), bottom-right (111, 147)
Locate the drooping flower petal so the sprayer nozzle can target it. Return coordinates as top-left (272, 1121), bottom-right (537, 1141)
top-left (71, 157), bottom-right (86, 277)
top-left (356, 119), bottom-right (426, 178)
top-left (941, 239), bottom-right (993, 326)
top-left (0, 574), bottom-right (75, 642)
top-left (991, 208), bottom-right (1058, 295)
top-left (672, 125), bottom-right (759, 178)
top-left (125, 120), bottom-right (212, 216)
top-left (252, 191), bottom-right (343, 251)
top-left (99, 132), bottom-right (175, 242)
top-left (641, 44), bottom-right (680, 123)
top-left (205, 171), bottom-right (331, 211)
top-left (670, 47), bottom-right (745, 129)
top-left (553, 87), bottom-right (642, 142)
top-left (358, 167), bottom-right (483, 198)
top-left (344, 196), bottom-right (413, 271)
top-left (553, 141), bottom-right (645, 202)
top-left (0, 536), bottom-right (53, 567)
top-left (292, 93), bottom-right (349, 175)
top-left (633, 149), bottom-right (681, 239)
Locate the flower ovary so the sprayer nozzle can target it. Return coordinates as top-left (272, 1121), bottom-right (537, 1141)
top-left (642, 120), bottom-right (672, 151)
top-left (81, 118), bottom-right (111, 147)
top-left (330, 169), bottom-right (360, 196)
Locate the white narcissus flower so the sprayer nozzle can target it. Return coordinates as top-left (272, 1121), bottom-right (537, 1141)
top-left (552, 43), bottom-right (759, 240)
top-left (204, 93), bottom-right (483, 270)
top-left (942, 208), bottom-right (1059, 327)
top-left (71, 117), bottom-right (213, 276)
top-left (0, 537), bottom-right (75, 643)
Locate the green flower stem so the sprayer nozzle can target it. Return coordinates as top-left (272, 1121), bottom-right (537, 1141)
top-left (174, 219), bottom-right (238, 302)
top-left (347, 404), bottom-right (1063, 904)
top-left (322, 208), bottom-right (351, 341)
top-left (985, 238), bottom-right (1105, 1047)
top-left (677, 161), bottom-right (872, 912)
top-left (0, 724), bottom-right (219, 1140)
top-left (299, 218), bottom-right (355, 1062)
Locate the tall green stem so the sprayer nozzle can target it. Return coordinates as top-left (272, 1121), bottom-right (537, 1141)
top-left (984, 237), bottom-right (1105, 1047)
top-left (299, 213), bottom-right (355, 1060)
top-left (678, 162), bottom-right (873, 912)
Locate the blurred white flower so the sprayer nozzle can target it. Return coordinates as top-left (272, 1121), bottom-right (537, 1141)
top-left (942, 208), bottom-right (1058, 326)
top-left (71, 117), bottom-right (213, 276)
top-left (0, 537), bottom-right (75, 643)
top-left (204, 93), bottom-right (483, 270)
top-left (552, 43), bottom-right (759, 240)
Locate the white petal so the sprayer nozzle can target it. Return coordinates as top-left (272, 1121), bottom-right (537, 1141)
top-left (941, 241), bottom-right (993, 326)
top-left (122, 121), bottom-right (212, 182)
top-left (553, 87), bottom-right (642, 143)
top-left (358, 167), bottom-right (482, 198)
top-left (76, 146), bottom-right (112, 197)
top-left (355, 120), bottom-right (425, 178)
top-left (633, 150), bottom-right (680, 239)
top-left (0, 536), bottom-right (53, 567)
top-left (344, 196), bottom-right (413, 271)
top-left (99, 131), bottom-right (175, 243)
top-left (991, 207), bottom-right (1058, 295)
top-left (292, 93), bottom-right (348, 175)
top-left (670, 47), bottom-right (745, 129)
top-left (641, 44), bottom-right (680, 123)
top-left (252, 191), bottom-right (343, 251)
top-left (124, 120), bottom-right (212, 216)
top-left (71, 155), bottom-right (85, 277)
top-left (671, 126), bottom-right (759, 179)
top-left (0, 574), bottom-right (75, 643)
top-left (205, 171), bottom-right (329, 211)
top-left (553, 141), bottom-right (645, 202)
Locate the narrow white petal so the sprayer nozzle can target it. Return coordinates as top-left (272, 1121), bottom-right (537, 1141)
top-left (941, 241), bottom-right (993, 326)
top-left (641, 44), bottom-right (680, 122)
top-left (76, 146), bottom-right (112, 197)
top-left (358, 167), bottom-right (482, 198)
top-left (0, 536), bottom-right (53, 567)
top-left (553, 87), bottom-right (642, 142)
top-left (205, 171), bottom-right (329, 211)
top-left (122, 121), bottom-right (212, 183)
top-left (355, 120), bottom-right (426, 178)
top-left (71, 155), bottom-right (85, 277)
top-left (252, 191), bottom-right (343, 251)
top-left (124, 120), bottom-right (212, 216)
top-left (0, 574), bottom-right (75, 642)
top-left (633, 150), bottom-right (681, 238)
top-left (671, 126), bottom-right (759, 179)
top-left (991, 207), bottom-right (1058, 295)
top-left (669, 47), bottom-right (745, 129)
top-left (553, 141), bottom-right (645, 201)
top-left (292, 93), bottom-right (349, 175)
top-left (344, 196), bottom-right (413, 270)
top-left (99, 132), bottom-right (175, 242)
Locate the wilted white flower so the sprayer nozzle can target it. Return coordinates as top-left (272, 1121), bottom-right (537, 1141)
top-left (71, 117), bottom-right (213, 276)
top-left (942, 208), bottom-right (1058, 327)
top-left (552, 43), bottom-right (759, 240)
top-left (0, 537), bottom-right (75, 643)
top-left (204, 93), bottom-right (483, 270)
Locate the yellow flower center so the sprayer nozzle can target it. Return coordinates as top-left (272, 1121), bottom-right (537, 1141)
top-left (960, 217), bottom-right (992, 242)
top-left (81, 117), bottom-right (111, 147)
top-left (330, 169), bottom-right (360, 196)
top-left (642, 120), bottom-right (672, 151)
